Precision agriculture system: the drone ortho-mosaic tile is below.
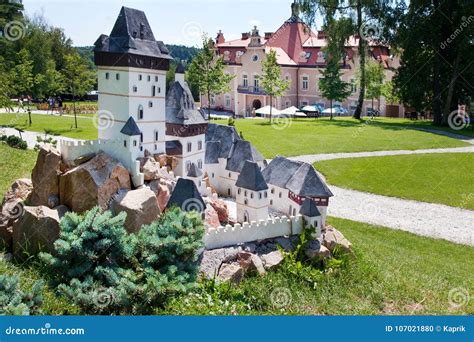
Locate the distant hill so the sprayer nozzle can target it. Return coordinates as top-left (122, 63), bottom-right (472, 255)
top-left (74, 44), bottom-right (200, 68)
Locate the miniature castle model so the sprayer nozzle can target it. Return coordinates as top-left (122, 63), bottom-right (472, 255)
top-left (59, 6), bottom-right (333, 248)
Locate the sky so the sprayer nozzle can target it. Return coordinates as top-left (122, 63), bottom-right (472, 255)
top-left (23, 0), bottom-right (323, 47)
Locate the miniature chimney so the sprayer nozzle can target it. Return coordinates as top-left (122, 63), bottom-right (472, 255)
top-left (216, 30), bottom-right (225, 44)
top-left (175, 62), bottom-right (185, 87)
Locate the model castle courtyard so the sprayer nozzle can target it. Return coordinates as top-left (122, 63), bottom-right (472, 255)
top-left (60, 7), bottom-right (334, 249)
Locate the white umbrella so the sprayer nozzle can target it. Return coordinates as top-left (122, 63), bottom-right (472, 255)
top-left (301, 105), bottom-right (319, 112)
top-left (293, 111), bottom-right (308, 117)
top-left (280, 106), bottom-right (300, 115)
top-left (255, 105), bottom-right (281, 117)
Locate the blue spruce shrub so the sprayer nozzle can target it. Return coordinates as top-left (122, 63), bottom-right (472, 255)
top-left (0, 275), bottom-right (43, 315)
top-left (40, 206), bottom-right (204, 314)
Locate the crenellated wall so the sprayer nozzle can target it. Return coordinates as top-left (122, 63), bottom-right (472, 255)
top-left (59, 139), bottom-right (144, 186)
top-left (204, 214), bottom-right (321, 250)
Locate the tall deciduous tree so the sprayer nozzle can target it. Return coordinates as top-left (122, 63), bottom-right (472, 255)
top-left (187, 36), bottom-right (234, 119)
top-left (62, 52), bottom-right (95, 128)
top-left (359, 60), bottom-right (385, 113)
top-left (261, 50), bottom-right (290, 122)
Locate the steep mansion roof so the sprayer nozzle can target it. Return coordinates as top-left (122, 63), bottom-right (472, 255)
top-left (94, 7), bottom-right (171, 60)
top-left (236, 160), bottom-right (268, 191)
top-left (205, 124), bottom-right (242, 159)
top-left (166, 81), bottom-right (207, 125)
top-left (166, 178), bottom-right (205, 212)
top-left (262, 156), bottom-right (333, 198)
top-left (120, 117), bottom-right (141, 136)
top-left (226, 140), bottom-right (265, 173)
top-left (299, 198), bottom-right (321, 217)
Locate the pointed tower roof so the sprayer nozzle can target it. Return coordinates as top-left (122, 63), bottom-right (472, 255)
top-left (175, 62), bottom-right (185, 74)
top-left (300, 198), bottom-right (321, 217)
top-left (236, 160), bottom-right (268, 191)
top-left (166, 178), bottom-right (205, 213)
top-left (187, 163), bottom-right (203, 178)
top-left (120, 117), bottom-right (142, 136)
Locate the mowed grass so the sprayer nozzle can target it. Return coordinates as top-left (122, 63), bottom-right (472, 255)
top-left (162, 217), bottom-right (474, 315)
top-left (0, 113), bottom-right (98, 140)
top-left (213, 117), bottom-right (470, 158)
top-left (316, 153), bottom-right (474, 210)
top-left (0, 144), bottom-right (37, 202)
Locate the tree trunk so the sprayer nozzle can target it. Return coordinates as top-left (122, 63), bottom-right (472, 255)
top-left (269, 95), bottom-right (273, 123)
top-left (353, 0), bottom-right (365, 120)
top-left (330, 99), bottom-right (333, 120)
top-left (442, 38), bottom-right (461, 125)
top-left (28, 110), bottom-right (32, 126)
top-left (207, 90), bottom-right (211, 120)
top-left (432, 0), bottom-right (443, 125)
top-left (73, 94), bottom-right (78, 129)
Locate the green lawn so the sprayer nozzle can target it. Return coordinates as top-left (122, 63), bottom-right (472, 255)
top-left (162, 217), bottom-right (474, 315)
top-left (0, 113), bottom-right (98, 140)
top-left (0, 144), bottom-right (37, 202)
top-left (214, 117), bottom-right (471, 158)
top-left (316, 153), bottom-right (474, 210)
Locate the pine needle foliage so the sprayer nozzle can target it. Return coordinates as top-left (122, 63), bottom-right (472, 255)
top-left (0, 275), bottom-right (43, 315)
top-left (40, 206), bottom-right (205, 314)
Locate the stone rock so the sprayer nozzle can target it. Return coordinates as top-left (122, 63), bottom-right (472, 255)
top-left (203, 173), bottom-right (217, 194)
top-left (305, 239), bottom-right (331, 260)
top-left (155, 183), bottom-right (171, 212)
top-left (167, 155), bottom-right (178, 171)
top-left (140, 157), bottom-right (161, 181)
top-left (242, 241), bottom-right (257, 253)
top-left (205, 205), bottom-right (220, 228)
top-left (154, 154), bottom-right (168, 168)
top-left (0, 200), bottom-right (24, 229)
top-left (73, 153), bottom-right (96, 166)
top-left (274, 237), bottom-right (293, 251)
top-left (59, 152), bottom-right (131, 213)
top-left (0, 224), bottom-right (13, 251)
top-left (322, 226), bottom-right (353, 253)
top-left (237, 251), bottom-right (266, 275)
top-left (29, 145), bottom-right (61, 206)
top-left (218, 263), bottom-right (244, 284)
top-left (12, 205), bottom-right (69, 259)
top-left (47, 195), bottom-right (60, 209)
top-left (1, 179), bottom-right (32, 204)
top-left (260, 250), bottom-right (284, 270)
top-left (209, 199), bottom-right (229, 223)
top-left (199, 246), bottom-right (242, 279)
top-left (112, 188), bottom-right (160, 233)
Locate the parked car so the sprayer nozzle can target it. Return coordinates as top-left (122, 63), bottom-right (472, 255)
top-left (367, 108), bottom-right (380, 117)
top-left (322, 105), bottom-right (348, 116)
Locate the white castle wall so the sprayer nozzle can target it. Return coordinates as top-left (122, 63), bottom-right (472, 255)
top-left (59, 139), bottom-right (144, 187)
top-left (204, 214), bottom-right (321, 250)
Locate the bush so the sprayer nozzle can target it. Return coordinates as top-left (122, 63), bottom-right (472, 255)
top-left (5, 135), bottom-right (27, 150)
top-left (0, 275), bottom-right (43, 315)
top-left (40, 206), bottom-right (205, 314)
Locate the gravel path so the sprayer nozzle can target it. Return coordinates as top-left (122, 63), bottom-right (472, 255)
top-left (0, 127), bottom-right (81, 149)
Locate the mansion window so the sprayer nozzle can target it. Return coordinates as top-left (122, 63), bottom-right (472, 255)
top-left (210, 95), bottom-right (216, 106)
top-left (302, 75), bottom-right (309, 90)
top-left (116, 73), bottom-right (120, 80)
top-left (187, 142), bottom-right (192, 152)
top-left (147, 75), bottom-right (151, 82)
top-left (137, 105), bottom-right (144, 120)
top-left (285, 100), bottom-right (291, 108)
top-left (242, 74), bottom-right (248, 87)
top-left (254, 76), bottom-right (260, 90)
top-left (133, 86), bottom-right (138, 93)
top-left (105, 72), bottom-right (110, 80)
top-left (225, 95), bottom-right (231, 108)
top-left (351, 79), bottom-right (357, 93)
top-left (154, 131), bottom-right (159, 142)
top-left (198, 159), bottom-right (203, 169)
top-left (139, 74), bottom-right (143, 81)
top-left (152, 86), bottom-right (156, 97)
top-left (198, 141), bottom-right (203, 150)
top-left (155, 76), bottom-right (159, 82)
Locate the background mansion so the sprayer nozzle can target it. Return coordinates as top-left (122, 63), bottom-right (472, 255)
top-left (201, 3), bottom-right (402, 117)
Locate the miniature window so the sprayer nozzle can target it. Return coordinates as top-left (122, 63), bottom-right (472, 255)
top-left (259, 193), bottom-right (262, 199)
top-left (279, 192), bottom-right (282, 198)
top-left (187, 142), bottom-right (192, 152)
top-left (123, 140), bottom-right (127, 147)
top-left (116, 73), bottom-right (120, 80)
top-left (158, 87), bottom-right (161, 94)
top-left (270, 200), bottom-right (273, 205)
top-left (138, 105), bottom-right (144, 120)
top-left (105, 72), bottom-right (110, 80)
top-left (139, 74), bottom-right (143, 81)
top-left (212, 173), bottom-right (214, 178)
top-left (250, 193), bottom-right (254, 199)
top-left (133, 86), bottom-right (138, 93)
top-left (302, 75), bottom-right (309, 90)
top-left (154, 144), bottom-right (157, 151)
top-left (238, 188), bottom-right (241, 195)
top-left (133, 140), bottom-right (137, 147)
top-left (186, 161), bottom-right (191, 172)
top-left (140, 133), bottom-right (143, 143)
top-left (152, 86), bottom-right (156, 97)
top-left (149, 101), bottom-right (153, 108)
top-left (198, 159), bottom-right (203, 169)
top-left (244, 199), bottom-right (248, 205)
top-left (155, 131), bottom-right (159, 142)
top-left (264, 192), bottom-right (267, 198)
top-left (228, 172), bottom-right (231, 178)
top-left (155, 76), bottom-right (159, 82)
top-left (271, 188), bottom-right (275, 194)
top-left (198, 141), bottom-right (203, 150)
top-left (228, 189), bottom-right (231, 196)
top-left (244, 190), bottom-right (247, 197)
top-left (147, 75), bottom-right (151, 82)
top-left (293, 208), bottom-right (296, 216)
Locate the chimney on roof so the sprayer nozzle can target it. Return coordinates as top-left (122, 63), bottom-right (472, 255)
top-left (241, 32), bottom-right (249, 40)
top-left (264, 32), bottom-right (273, 40)
top-left (175, 62), bottom-right (185, 87)
top-left (216, 30), bottom-right (225, 44)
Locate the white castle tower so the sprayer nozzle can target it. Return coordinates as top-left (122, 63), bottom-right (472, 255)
top-left (235, 160), bottom-right (269, 223)
top-left (94, 7), bottom-right (172, 158)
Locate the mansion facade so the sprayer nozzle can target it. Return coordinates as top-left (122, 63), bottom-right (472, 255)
top-left (201, 2), bottom-right (402, 117)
